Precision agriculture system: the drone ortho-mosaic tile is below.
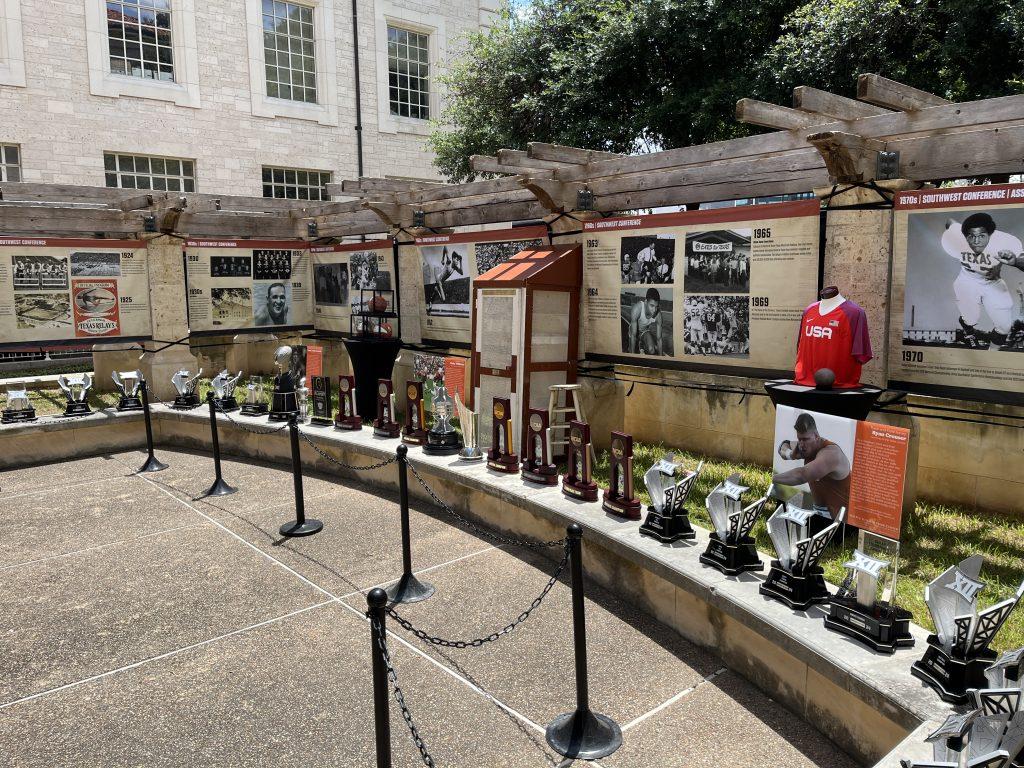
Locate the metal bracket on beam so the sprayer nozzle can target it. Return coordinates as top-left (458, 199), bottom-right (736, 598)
top-left (876, 151), bottom-right (900, 180)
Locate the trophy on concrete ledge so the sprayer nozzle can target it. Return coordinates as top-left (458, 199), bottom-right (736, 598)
top-left (57, 373), bottom-right (93, 417)
top-left (335, 374), bottom-right (361, 430)
top-left (699, 477), bottom-right (768, 575)
top-left (240, 375), bottom-right (268, 416)
top-left (297, 376), bottom-right (309, 423)
top-left (759, 501), bottom-right (844, 610)
top-left (824, 549), bottom-right (914, 653)
top-left (639, 454), bottom-right (703, 543)
top-left (486, 397), bottom-right (519, 473)
top-left (111, 370), bottom-right (144, 411)
top-left (402, 381), bottom-right (428, 445)
top-left (210, 369), bottom-right (242, 413)
top-left (901, 710), bottom-right (981, 768)
top-left (373, 379), bottom-right (400, 438)
top-left (269, 346), bottom-right (298, 422)
top-left (454, 391), bottom-right (483, 462)
top-left (1, 381), bottom-right (36, 423)
top-left (171, 368), bottom-right (202, 410)
top-left (423, 383), bottom-right (462, 455)
top-left (310, 375), bottom-right (333, 426)
top-left (911, 556), bottom-right (1024, 703)
top-left (562, 420), bottom-right (597, 501)
top-left (602, 431), bottom-right (642, 520)
top-left (521, 408), bottom-right (558, 485)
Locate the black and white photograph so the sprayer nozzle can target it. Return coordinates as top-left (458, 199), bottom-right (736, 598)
top-left (475, 238), bottom-right (545, 276)
top-left (210, 255), bottom-right (252, 278)
top-left (252, 249), bottom-right (294, 281)
top-left (70, 251), bottom-right (121, 277)
top-left (684, 295), bottom-right (750, 357)
top-left (12, 254), bottom-right (69, 291)
top-left (351, 250), bottom-right (392, 312)
top-left (253, 281), bottom-right (291, 326)
top-left (211, 286), bottom-right (253, 326)
top-left (314, 262), bottom-right (349, 306)
top-left (902, 208), bottom-right (1024, 352)
top-left (14, 292), bottom-right (72, 329)
top-left (620, 234), bottom-right (676, 284)
top-left (684, 229), bottom-right (751, 293)
top-left (619, 287), bottom-right (674, 356)
top-left (422, 244), bottom-right (470, 317)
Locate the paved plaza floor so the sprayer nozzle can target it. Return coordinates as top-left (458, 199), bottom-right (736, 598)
top-left (0, 448), bottom-right (858, 767)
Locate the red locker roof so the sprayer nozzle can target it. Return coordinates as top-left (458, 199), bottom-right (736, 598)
top-left (473, 244), bottom-right (581, 288)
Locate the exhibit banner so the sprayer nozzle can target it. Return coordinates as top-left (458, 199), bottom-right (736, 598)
top-left (581, 200), bottom-right (820, 376)
top-left (416, 225), bottom-right (548, 346)
top-left (311, 240), bottom-right (395, 335)
top-left (184, 239), bottom-right (313, 333)
top-left (772, 405), bottom-right (910, 540)
top-left (0, 237), bottom-right (152, 344)
top-left (890, 183), bottom-right (1024, 403)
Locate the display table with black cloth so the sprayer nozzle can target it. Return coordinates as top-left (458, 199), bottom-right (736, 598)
top-left (343, 337), bottom-right (402, 424)
top-left (763, 379), bottom-right (883, 421)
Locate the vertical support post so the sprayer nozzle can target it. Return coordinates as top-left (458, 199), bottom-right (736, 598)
top-left (279, 415), bottom-right (323, 537)
top-left (202, 391), bottom-right (236, 497)
top-left (367, 588), bottom-right (392, 768)
top-left (385, 444), bottom-right (435, 603)
top-left (137, 379), bottom-right (168, 473)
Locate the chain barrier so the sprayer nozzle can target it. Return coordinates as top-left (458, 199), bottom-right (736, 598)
top-left (405, 458), bottom-right (567, 550)
top-left (297, 430), bottom-right (398, 471)
top-left (386, 540), bottom-right (569, 649)
top-left (213, 401), bottom-right (291, 435)
top-left (372, 617), bottom-right (436, 768)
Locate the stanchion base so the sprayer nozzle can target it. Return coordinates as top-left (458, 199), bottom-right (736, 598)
top-left (385, 573), bottom-right (436, 604)
top-left (279, 518), bottom-right (324, 537)
top-left (545, 709), bottom-right (622, 760)
top-left (138, 454), bottom-right (169, 473)
top-left (202, 477), bottom-right (237, 497)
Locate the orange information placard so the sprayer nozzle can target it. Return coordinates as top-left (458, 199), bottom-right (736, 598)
top-left (306, 345), bottom-right (323, 377)
top-left (847, 422), bottom-right (911, 540)
top-left (443, 357), bottom-right (467, 403)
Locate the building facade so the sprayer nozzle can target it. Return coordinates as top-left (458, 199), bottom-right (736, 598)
top-left (0, 0), bottom-right (496, 196)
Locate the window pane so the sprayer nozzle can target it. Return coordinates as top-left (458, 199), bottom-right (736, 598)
top-left (110, 0), bottom-right (175, 81)
top-left (184, 178), bottom-right (195, 192)
top-left (7, 167), bottom-right (20, 182)
top-left (105, 173), bottom-right (118, 187)
top-left (387, 27), bottom-right (430, 120)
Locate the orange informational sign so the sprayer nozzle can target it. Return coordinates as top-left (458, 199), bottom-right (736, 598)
top-left (305, 345), bottom-right (323, 377)
top-left (444, 357), bottom-right (467, 403)
top-left (847, 421), bottom-right (911, 540)
top-left (71, 278), bottom-right (121, 337)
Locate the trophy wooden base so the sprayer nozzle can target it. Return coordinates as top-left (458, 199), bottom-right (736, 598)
top-left (212, 396), bottom-right (239, 413)
top-left (60, 401), bottom-right (92, 418)
top-left (759, 561), bottom-right (830, 610)
top-left (602, 491), bottom-right (642, 521)
top-left (639, 507), bottom-right (695, 543)
top-left (373, 421), bottom-right (401, 438)
top-left (335, 415), bottom-right (362, 430)
top-left (824, 597), bottom-right (914, 654)
top-left (240, 402), bottom-right (269, 417)
top-left (310, 416), bottom-right (334, 426)
top-left (487, 452), bottom-right (520, 473)
top-left (1, 407), bottom-right (37, 423)
top-left (910, 635), bottom-right (996, 703)
top-left (401, 428), bottom-right (427, 445)
top-left (699, 533), bottom-right (763, 576)
top-left (116, 396), bottom-right (143, 412)
top-left (172, 394), bottom-right (201, 410)
top-left (562, 478), bottom-right (598, 502)
top-left (424, 432), bottom-right (462, 455)
top-left (522, 463), bottom-right (558, 485)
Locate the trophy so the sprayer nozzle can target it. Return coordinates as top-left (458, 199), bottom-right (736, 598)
top-left (57, 373), bottom-right (93, 417)
top-left (402, 381), bottom-right (428, 445)
top-left (1, 381), bottom-right (36, 423)
top-left (454, 391), bottom-right (483, 461)
top-left (759, 501), bottom-right (844, 610)
top-left (297, 376), bottom-right (309, 423)
top-left (824, 549), bottom-right (914, 653)
top-left (373, 379), bottom-right (400, 438)
top-left (986, 647), bottom-right (1024, 689)
top-left (210, 370), bottom-right (242, 413)
top-left (269, 346), bottom-right (298, 422)
top-left (639, 454), bottom-right (703, 543)
top-left (520, 408), bottom-right (557, 484)
top-left (602, 431), bottom-right (642, 520)
top-left (699, 477), bottom-right (768, 575)
top-left (171, 368), bottom-right (202, 409)
top-left (111, 370), bottom-right (144, 411)
top-left (310, 375), bottom-right (333, 426)
top-left (911, 556), bottom-right (1024, 703)
top-left (562, 420), bottom-right (597, 501)
top-left (423, 383), bottom-right (462, 455)
top-left (240, 375), bottom-right (268, 416)
top-left (901, 710), bottom-right (981, 768)
top-left (335, 375), bottom-right (361, 430)
top-left (486, 397), bottom-right (519, 473)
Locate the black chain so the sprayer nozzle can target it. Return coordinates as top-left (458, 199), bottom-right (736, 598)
top-left (371, 617), bottom-right (436, 767)
top-left (405, 458), bottom-right (567, 550)
top-left (298, 430), bottom-right (398, 471)
top-left (213, 401), bottom-right (291, 435)
top-left (386, 541), bottom-right (569, 648)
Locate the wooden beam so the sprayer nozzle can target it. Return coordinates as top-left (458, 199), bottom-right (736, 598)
top-left (361, 201), bottom-right (411, 227)
top-left (806, 131), bottom-right (887, 183)
top-left (0, 206), bottom-right (144, 235)
top-left (519, 178), bottom-right (573, 212)
top-left (115, 193), bottom-right (156, 212)
top-left (735, 98), bottom-right (831, 130)
top-left (793, 86), bottom-right (892, 120)
top-left (390, 173), bottom-right (548, 206)
top-left (334, 178), bottom-right (443, 195)
top-left (857, 74), bottom-right (950, 111)
top-left (496, 149), bottom-right (574, 170)
top-left (418, 187), bottom-right (538, 214)
top-left (526, 143), bottom-right (623, 164)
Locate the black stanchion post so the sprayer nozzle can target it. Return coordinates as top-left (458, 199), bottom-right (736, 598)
top-left (385, 444), bottom-right (434, 603)
top-left (137, 379), bottom-right (168, 473)
top-left (545, 523), bottom-right (622, 759)
top-left (367, 588), bottom-right (393, 768)
top-left (202, 390), bottom-right (237, 498)
top-left (279, 414), bottom-right (323, 537)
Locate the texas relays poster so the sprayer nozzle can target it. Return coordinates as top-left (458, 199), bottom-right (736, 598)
top-left (311, 240), bottom-right (395, 335)
top-left (0, 238), bottom-right (152, 343)
top-left (890, 183), bottom-right (1024, 403)
top-left (582, 200), bottom-right (820, 376)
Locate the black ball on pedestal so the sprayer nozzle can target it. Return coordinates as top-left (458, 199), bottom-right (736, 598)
top-left (813, 368), bottom-right (835, 390)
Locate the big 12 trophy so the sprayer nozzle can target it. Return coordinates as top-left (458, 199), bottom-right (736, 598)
top-left (423, 383), bottom-right (462, 455)
top-left (454, 391), bottom-right (483, 461)
top-left (57, 373), bottom-right (93, 417)
top-left (699, 477), bottom-right (768, 575)
top-left (824, 550), bottom-right (914, 653)
top-left (310, 375), bottom-right (333, 426)
top-left (269, 346), bottom-right (298, 422)
top-left (759, 501), bottom-right (844, 610)
top-left (111, 370), bottom-right (144, 411)
top-left (240, 375), bottom-right (268, 416)
top-left (911, 556), bottom-right (1024, 703)
top-left (335, 375), bottom-right (361, 430)
top-left (373, 379), bottom-right (400, 438)
top-left (1, 381), bottom-right (36, 423)
top-left (210, 370), bottom-right (242, 412)
top-left (639, 454), bottom-right (703, 543)
top-left (602, 431), bottom-right (642, 520)
top-left (521, 408), bottom-right (558, 485)
top-left (402, 381), bottom-right (428, 445)
top-left (486, 397), bottom-right (519, 473)
top-left (171, 368), bottom-right (202, 409)
top-left (562, 420), bottom-right (597, 501)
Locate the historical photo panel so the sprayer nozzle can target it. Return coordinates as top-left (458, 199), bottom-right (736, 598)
top-left (12, 254), bottom-right (69, 291)
top-left (70, 251), bottom-right (121, 277)
top-left (620, 234), bottom-right (675, 285)
top-left (619, 287), bottom-right (674, 356)
top-left (684, 229), bottom-right (751, 293)
top-left (314, 262), bottom-right (349, 306)
top-left (421, 243), bottom-right (470, 318)
top-left (683, 295), bottom-right (750, 357)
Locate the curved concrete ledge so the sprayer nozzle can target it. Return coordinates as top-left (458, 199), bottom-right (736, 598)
top-left (0, 405), bottom-right (949, 765)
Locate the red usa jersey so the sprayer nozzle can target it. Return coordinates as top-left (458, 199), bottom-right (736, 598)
top-left (794, 300), bottom-right (872, 388)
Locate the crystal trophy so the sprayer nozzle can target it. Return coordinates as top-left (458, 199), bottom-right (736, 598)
top-left (111, 370), bottom-right (144, 411)
top-left (699, 476), bottom-right (768, 575)
top-left (171, 368), bottom-right (202, 410)
top-left (454, 391), bottom-right (483, 461)
top-left (602, 431), bottom-right (642, 520)
top-left (824, 547), bottom-right (914, 653)
top-left (520, 408), bottom-right (557, 484)
top-left (57, 373), bottom-right (93, 417)
top-left (639, 454), bottom-right (703, 543)
top-left (562, 420), bottom-right (597, 501)
top-left (424, 383), bottom-right (462, 455)
top-left (309, 375), bottom-right (333, 426)
top-left (268, 345), bottom-right (298, 422)
top-left (240, 375), bottom-right (268, 416)
top-left (335, 374), bottom-right (361, 430)
top-left (1, 381), bottom-right (36, 423)
top-left (402, 381), bottom-right (428, 445)
top-left (210, 369), bottom-right (242, 413)
top-left (911, 555), bottom-right (1024, 703)
top-left (297, 376), bottom-right (309, 423)
top-left (759, 500), bottom-right (844, 610)
top-left (372, 379), bottom-right (400, 438)
top-left (486, 397), bottom-right (519, 473)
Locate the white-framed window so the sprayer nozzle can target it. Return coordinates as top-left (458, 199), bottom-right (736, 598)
top-left (0, 0), bottom-right (27, 87)
top-left (244, 0), bottom-right (338, 125)
top-left (85, 0), bottom-right (201, 108)
top-left (262, 166), bottom-right (331, 200)
top-left (387, 25), bottom-right (429, 120)
top-left (374, 2), bottom-right (443, 136)
top-left (0, 143), bottom-right (21, 182)
top-left (104, 152), bottom-right (196, 192)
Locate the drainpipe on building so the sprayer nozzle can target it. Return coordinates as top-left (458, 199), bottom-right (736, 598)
top-left (351, 0), bottom-right (365, 179)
